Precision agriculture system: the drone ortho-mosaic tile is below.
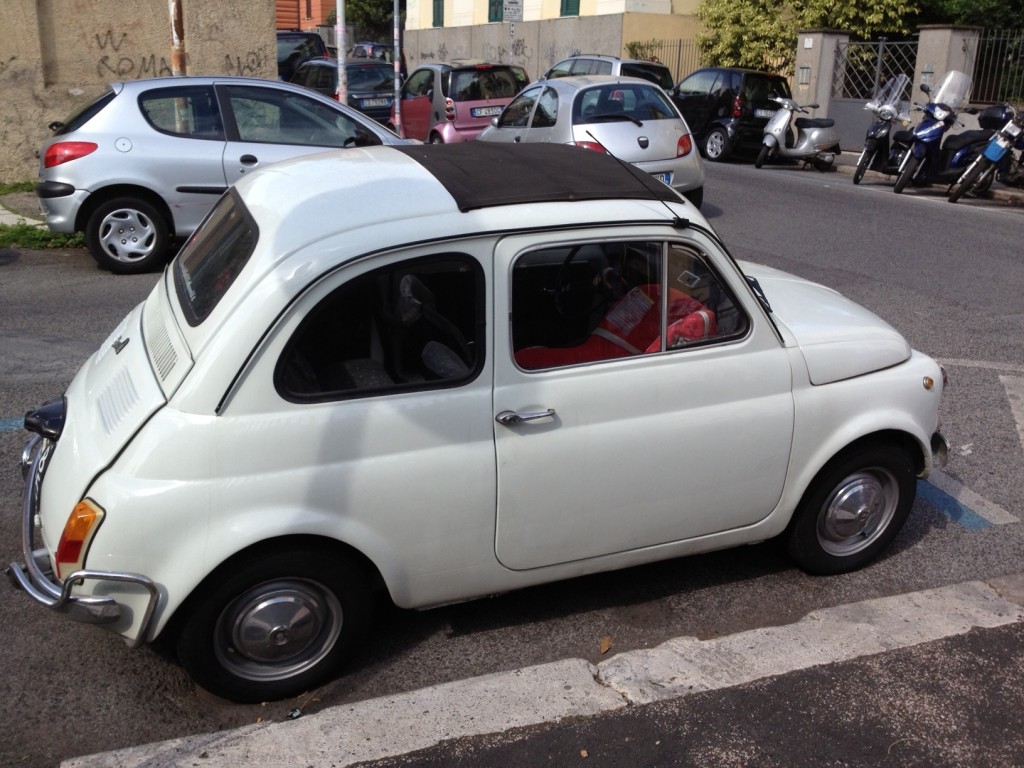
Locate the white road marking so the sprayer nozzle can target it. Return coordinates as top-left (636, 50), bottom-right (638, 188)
top-left (1002, 375), bottom-right (1024, 456)
top-left (927, 469), bottom-right (1019, 525)
top-left (62, 577), bottom-right (1024, 768)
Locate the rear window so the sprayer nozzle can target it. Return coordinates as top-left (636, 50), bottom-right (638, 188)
top-left (347, 62), bottom-right (395, 92)
top-left (446, 66), bottom-right (528, 101)
top-left (573, 83), bottom-right (678, 124)
top-left (52, 90), bottom-right (116, 136)
top-left (745, 74), bottom-right (791, 101)
top-left (621, 63), bottom-right (673, 90)
top-left (174, 189), bottom-right (258, 327)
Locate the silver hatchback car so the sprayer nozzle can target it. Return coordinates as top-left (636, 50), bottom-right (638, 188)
top-left (36, 76), bottom-right (408, 273)
top-left (477, 76), bottom-right (705, 207)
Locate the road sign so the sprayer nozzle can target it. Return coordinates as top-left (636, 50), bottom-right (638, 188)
top-left (503, 0), bottom-right (523, 22)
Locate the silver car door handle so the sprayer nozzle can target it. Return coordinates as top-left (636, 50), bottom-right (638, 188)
top-left (495, 409), bottom-right (555, 426)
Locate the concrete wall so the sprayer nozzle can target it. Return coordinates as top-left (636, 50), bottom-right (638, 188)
top-left (404, 13), bottom-right (698, 77)
top-left (0, 0), bottom-right (276, 183)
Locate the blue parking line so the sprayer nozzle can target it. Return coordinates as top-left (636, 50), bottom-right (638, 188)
top-left (1, 417), bottom-right (24, 432)
top-left (917, 479), bottom-right (993, 530)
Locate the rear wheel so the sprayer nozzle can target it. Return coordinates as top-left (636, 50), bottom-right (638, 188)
top-left (852, 149), bottom-right (873, 184)
top-left (428, 132), bottom-right (444, 144)
top-left (175, 547), bottom-right (371, 703)
top-left (786, 444), bottom-right (916, 575)
top-left (754, 143), bottom-right (771, 169)
top-left (893, 155), bottom-right (920, 194)
top-left (702, 127), bottom-right (731, 162)
top-left (85, 196), bottom-right (170, 274)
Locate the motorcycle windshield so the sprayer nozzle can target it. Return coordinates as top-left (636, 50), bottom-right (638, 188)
top-left (929, 70), bottom-right (973, 110)
top-left (868, 74), bottom-right (911, 112)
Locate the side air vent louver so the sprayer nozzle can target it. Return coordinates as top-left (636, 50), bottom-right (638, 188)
top-left (97, 366), bottom-right (140, 435)
top-left (143, 299), bottom-right (178, 382)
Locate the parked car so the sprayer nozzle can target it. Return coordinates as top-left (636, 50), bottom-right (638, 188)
top-left (350, 41), bottom-right (391, 60)
top-left (276, 30), bottom-right (328, 81)
top-left (12, 141), bottom-right (948, 703)
top-left (35, 76), bottom-right (408, 274)
top-left (390, 60), bottom-right (529, 143)
top-left (671, 67), bottom-right (792, 161)
top-left (291, 56), bottom-right (397, 122)
top-left (541, 54), bottom-right (674, 91)
top-left (478, 75), bottom-right (705, 207)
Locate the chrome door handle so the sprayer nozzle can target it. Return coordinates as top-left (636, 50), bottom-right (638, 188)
top-left (495, 409), bottom-right (555, 426)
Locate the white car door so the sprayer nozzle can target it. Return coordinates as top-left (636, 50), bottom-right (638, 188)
top-left (492, 231), bottom-right (796, 571)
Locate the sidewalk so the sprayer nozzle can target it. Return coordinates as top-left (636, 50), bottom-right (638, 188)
top-left (0, 193), bottom-right (44, 227)
top-left (62, 573), bottom-right (1024, 768)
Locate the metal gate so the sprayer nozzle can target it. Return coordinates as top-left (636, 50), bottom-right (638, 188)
top-left (830, 39), bottom-right (916, 150)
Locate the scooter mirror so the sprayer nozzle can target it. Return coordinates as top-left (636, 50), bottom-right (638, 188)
top-left (920, 83), bottom-right (931, 95)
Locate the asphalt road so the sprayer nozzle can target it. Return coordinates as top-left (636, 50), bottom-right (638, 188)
top-left (2, 159), bottom-right (1023, 767)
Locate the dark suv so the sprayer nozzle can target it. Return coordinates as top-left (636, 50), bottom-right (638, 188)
top-left (277, 31), bottom-right (328, 81)
top-left (670, 67), bottom-right (791, 161)
top-left (541, 54), bottom-right (673, 91)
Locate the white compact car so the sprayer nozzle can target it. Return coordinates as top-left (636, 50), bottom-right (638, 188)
top-left (12, 142), bottom-right (947, 703)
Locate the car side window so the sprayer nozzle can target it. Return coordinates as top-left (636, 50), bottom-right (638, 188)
top-left (511, 241), bottom-right (746, 370)
top-left (277, 255), bottom-right (484, 401)
top-left (677, 70), bottom-right (717, 96)
top-left (222, 85), bottom-right (381, 148)
top-left (499, 86), bottom-right (540, 128)
top-left (138, 85), bottom-right (224, 140)
top-left (404, 69), bottom-right (433, 97)
top-left (546, 59), bottom-right (574, 79)
top-left (531, 87), bottom-right (559, 128)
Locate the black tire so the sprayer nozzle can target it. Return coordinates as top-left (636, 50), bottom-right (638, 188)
top-left (702, 127), bottom-right (731, 162)
top-left (786, 444), bottom-right (916, 575)
top-left (852, 150), bottom-right (873, 184)
top-left (428, 132), bottom-right (444, 144)
top-left (175, 547), bottom-right (371, 703)
top-left (85, 196), bottom-right (171, 274)
top-left (949, 158), bottom-right (988, 203)
top-left (893, 155), bottom-right (920, 194)
top-left (754, 143), bottom-right (771, 169)
top-left (683, 185), bottom-right (703, 209)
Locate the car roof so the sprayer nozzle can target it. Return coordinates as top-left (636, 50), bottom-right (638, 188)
top-left (231, 143), bottom-right (693, 275)
top-left (542, 74), bottom-right (670, 91)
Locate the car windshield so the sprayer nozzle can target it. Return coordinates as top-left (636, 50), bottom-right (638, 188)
top-left (173, 189), bottom-right (258, 327)
top-left (447, 67), bottom-right (527, 100)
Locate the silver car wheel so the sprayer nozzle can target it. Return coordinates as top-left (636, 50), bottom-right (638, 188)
top-left (97, 207), bottom-right (158, 263)
top-left (815, 467), bottom-right (899, 557)
top-left (214, 578), bottom-right (344, 683)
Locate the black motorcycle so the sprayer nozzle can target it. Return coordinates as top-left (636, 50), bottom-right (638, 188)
top-left (852, 75), bottom-right (914, 184)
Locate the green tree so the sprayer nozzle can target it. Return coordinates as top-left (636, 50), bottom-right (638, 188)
top-left (697, 0), bottom-right (920, 74)
top-left (914, 0), bottom-right (1024, 28)
top-left (328, 0), bottom-right (401, 43)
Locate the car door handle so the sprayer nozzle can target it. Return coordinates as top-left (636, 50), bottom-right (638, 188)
top-left (495, 409), bottom-right (555, 426)
top-left (240, 154), bottom-right (258, 166)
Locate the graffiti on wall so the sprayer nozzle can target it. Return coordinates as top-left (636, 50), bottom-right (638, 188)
top-left (224, 51), bottom-right (265, 77)
top-left (480, 39), bottom-right (534, 70)
top-left (95, 28), bottom-right (173, 78)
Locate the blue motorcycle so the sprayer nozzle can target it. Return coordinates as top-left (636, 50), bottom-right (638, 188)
top-left (948, 103), bottom-right (1024, 202)
top-left (893, 70), bottom-right (991, 194)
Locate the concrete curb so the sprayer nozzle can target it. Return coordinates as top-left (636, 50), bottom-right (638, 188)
top-left (61, 574), bottom-right (1024, 768)
top-left (0, 202), bottom-right (44, 227)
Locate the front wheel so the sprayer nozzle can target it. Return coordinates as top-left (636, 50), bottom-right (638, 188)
top-left (786, 444), bottom-right (916, 575)
top-left (754, 143), bottom-right (772, 169)
top-left (85, 196), bottom-right (171, 274)
top-left (852, 149), bottom-right (874, 184)
top-left (893, 155), bottom-right (920, 194)
top-left (175, 547), bottom-right (371, 703)
top-left (949, 157), bottom-right (991, 203)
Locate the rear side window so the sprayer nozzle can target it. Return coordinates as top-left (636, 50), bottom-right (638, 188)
top-left (276, 255), bottom-right (484, 401)
top-left (139, 85), bottom-right (224, 139)
top-left (448, 67), bottom-right (528, 101)
top-left (174, 189), bottom-right (258, 326)
top-left (621, 63), bottom-right (673, 90)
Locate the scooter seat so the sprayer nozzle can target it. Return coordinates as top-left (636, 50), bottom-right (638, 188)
top-left (795, 117), bottom-right (835, 129)
top-left (942, 129), bottom-right (994, 152)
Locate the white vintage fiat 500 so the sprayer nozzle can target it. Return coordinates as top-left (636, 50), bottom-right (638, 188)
top-left (12, 143), bottom-right (947, 702)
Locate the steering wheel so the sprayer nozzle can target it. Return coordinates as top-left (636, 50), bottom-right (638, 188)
top-left (553, 246), bottom-right (611, 319)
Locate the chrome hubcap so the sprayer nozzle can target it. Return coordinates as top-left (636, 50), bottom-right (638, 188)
top-left (216, 579), bottom-right (343, 682)
top-left (817, 469), bottom-right (898, 556)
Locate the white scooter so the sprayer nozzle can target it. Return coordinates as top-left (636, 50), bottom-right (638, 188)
top-left (755, 97), bottom-right (841, 171)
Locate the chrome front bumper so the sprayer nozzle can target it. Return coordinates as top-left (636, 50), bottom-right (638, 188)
top-left (7, 434), bottom-right (159, 648)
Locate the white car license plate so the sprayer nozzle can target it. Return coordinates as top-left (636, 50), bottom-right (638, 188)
top-left (472, 106), bottom-right (503, 118)
top-left (755, 108), bottom-right (776, 119)
top-left (361, 98), bottom-right (390, 108)
top-left (651, 171), bottom-right (672, 185)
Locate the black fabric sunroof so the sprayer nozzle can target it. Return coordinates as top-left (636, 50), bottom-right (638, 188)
top-left (394, 142), bottom-right (682, 212)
